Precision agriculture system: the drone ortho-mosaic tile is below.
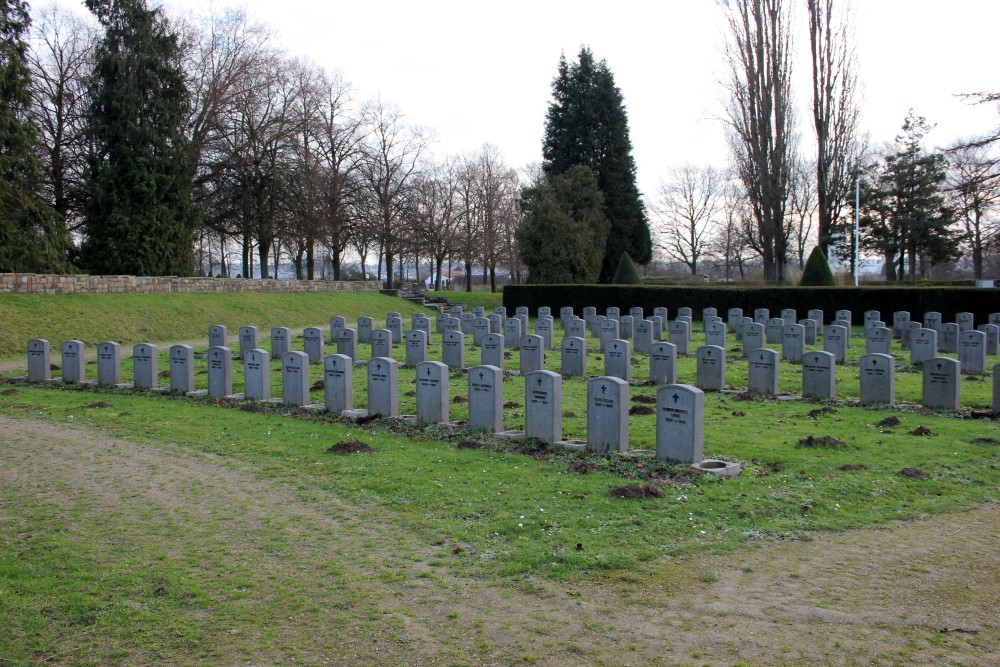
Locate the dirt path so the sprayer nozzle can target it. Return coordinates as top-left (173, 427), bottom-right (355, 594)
top-left (2, 415), bottom-right (997, 666)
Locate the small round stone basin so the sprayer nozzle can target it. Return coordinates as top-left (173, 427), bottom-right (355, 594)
top-left (692, 459), bottom-right (741, 477)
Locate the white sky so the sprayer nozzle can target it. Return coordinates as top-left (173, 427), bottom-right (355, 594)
top-left (80, 0), bottom-right (1000, 202)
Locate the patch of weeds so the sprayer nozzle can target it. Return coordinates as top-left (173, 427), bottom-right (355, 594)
top-left (838, 463), bottom-right (868, 471)
top-left (452, 395), bottom-right (467, 404)
top-left (326, 440), bottom-right (373, 454)
top-left (503, 401), bottom-right (521, 409)
top-left (971, 437), bottom-right (999, 445)
top-left (797, 435), bottom-right (845, 448)
top-left (456, 439), bottom-right (485, 450)
top-left (567, 461), bottom-right (594, 475)
top-left (562, 411), bottom-right (577, 418)
top-left (898, 467), bottom-right (929, 479)
top-left (808, 407), bottom-right (838, 418)
top-left (81, 401), bottom-right (113, 409)
top-left (0, 388), bottom-right (18, 396)
top-left (610, 484), bottom-right (664, 500)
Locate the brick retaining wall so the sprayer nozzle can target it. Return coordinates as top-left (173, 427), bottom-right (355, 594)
top-left (0, 273), bottom-right (382, 295)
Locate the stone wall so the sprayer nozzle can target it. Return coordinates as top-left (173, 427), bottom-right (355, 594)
top-left (0, 273), bottom-right (382, 295)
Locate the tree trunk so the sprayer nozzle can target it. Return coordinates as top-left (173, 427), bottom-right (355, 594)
top-left (306, 240), bottom-right (315, 280)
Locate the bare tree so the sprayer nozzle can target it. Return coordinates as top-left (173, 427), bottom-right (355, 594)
top-left (473, 144), bottom-right (520, 292)
top-left (709, 178), bottom-right (757, 280)
top-left (786, 158), bottom-right (816, 269)
top-left (807, 0), bottom-right (862, 256)
top-left (655, 164), bottom-right (721, 275)
top-left (455, 154), bottom-right (483, 291)
top-left (721, 0), bottom-right (796, 282)
top-left (946, 142), bottom-right (1000, 278)
top-left (410, 158), bottom-right (461, 290)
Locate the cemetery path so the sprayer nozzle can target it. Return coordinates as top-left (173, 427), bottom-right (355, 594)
top-left (3, 414), bottom-right (998, 666)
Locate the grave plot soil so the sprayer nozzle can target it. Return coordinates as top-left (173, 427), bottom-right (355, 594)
top-left (326, 440), bottom-right (373, 454)
top-left (3, 415), bottom-right (999, 666)
top-left (877, 416), bottom-right (901, 427)
top-left (797, 434), bottom-right (846, 447)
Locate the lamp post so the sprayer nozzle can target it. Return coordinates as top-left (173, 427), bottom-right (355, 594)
top-left (854, 177), bottom-right (860, 287)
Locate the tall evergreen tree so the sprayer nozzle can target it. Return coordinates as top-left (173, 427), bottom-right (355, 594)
top-left (0, 0), bottom-right (68, 272)
top-left (80, 0), bottom-right (198, 275)
top-left (542, 47), bottom-right (651, 283)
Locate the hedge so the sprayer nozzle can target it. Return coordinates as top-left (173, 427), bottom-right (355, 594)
top-left (502, 285), bottom-right (1000, 324)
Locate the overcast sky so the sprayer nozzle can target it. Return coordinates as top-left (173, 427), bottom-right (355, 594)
top-left (78, 1), bottom-right (1000, 201)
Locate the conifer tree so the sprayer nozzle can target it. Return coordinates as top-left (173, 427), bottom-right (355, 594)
top-left (799, 246), bottom-right (836, 286)
top-left (542, 47), bottom-right (651, 283)
top-left (0, 0), bottom-right (68, 272)
top-left (611, 252), bottom-right (641, 285)
top-left (80, 0), bottom-right (198, 275)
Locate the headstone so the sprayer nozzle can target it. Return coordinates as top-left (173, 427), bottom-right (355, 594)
top-left (859, 353), bottom-right (895, 405)
top-left (481, 333), bottom-right (504, 369)
top-left (560, 306), bottom-right (575, 323)
top-left (519, 334), bottom-right (544, 374)
top-left (650, 342), bottom-right (678, 385)
top-left (630, 306), bottom-right (644, 322)
top-left (586, 376), bottom-right (629, 453)
top-left (27, 339), bottom-right (50, 382)
top-left (742, 323), bottom-right (765, 356)
top-left (517, 313), bottom-right (529, 334)
top-left (910, 328), bottom-right (938, 364)
top-left (753, 308), bottom-right (769, 324)
top-left (415, 361), bottom-right (449, 424)
top-left (239, 326), bottom-right (259, 360)
top-left (653, 307), bottom-right (669, 334)
top-left (336, 328), bottom-right (357, 361)
top-left (468, 365), bottom-right (503, 432)
top-left (169, 344), bottom-right (195, 393)
top-left (405, 330), bottom-right (428, 367)
top-left (705, 321), bottom-right (727, 349)
top-left (703, 307), bottom-right (718, 323)
top-left (957, 312), bottom-right (974, 332)
top-left (923, 311), bottom-right (942, 332)
top-left (599, 319), bottom-right (620, 352)
top-left (991, 313), bottom-right (1000, 327)
top-left (472, 317), bottom-right (491, 345)
top-left (677, 315), bottom-right (694, 341)
top-left (782, 323), bottom-right (805, 363)
top-left (995, 364), bottom-right (1000, 415)
top-left (903, 320), bottom-right (920, 350)
top-left (414, 315), bottom-right (432, 339)
top-left (864, 319), bottom-right (886, 332)
top-left (865, 326), bottom-right (892, 356)
top-left (922, 357), bottom-right (960, 410)
top-left (781, 308), bottom-right (797, 326)
top-left (472, 306), bottom-right (485, 318)
top-left (892, 311), bottom-right (911, 337)
top-left (801, 351), bottom-right (835, 399)
top-left (60, 340), bottom-right (85, 383)
top-left (488, 313), bottom-right (503, 335)
top-left (207, 346), bottom-right (233, 397)
top-left (132, 343), bottom-right (158, 390)
top-left (648, 315), bottom-right (664, 341)
top-left (367, 357), bottom-right (399, 417)
top-left (736, 316), bottom-right (753, 343)
top-left (538, 306), bottom-right (551, 319)
top-left (823, 325), bottom-right (848, 364)
top-left (96, 342), bottom-right (122, 387)
top-left (634, 320), bottom-right (654, 354)
top-left (863, 310), bottom-right (881, 329)
top-left (371, 329), bottom-right (392, 359)
top-left (504, 317), bottom-right (522, 349)
top-left (567, 317), bottom-right (587, 341)
top-left (386, 316), bottom-right (403, 344)
top-left (656, 384), bottom-right (704, 463)
top-left (357, 316), bottom-right (374, 344)
top-left (386, 311), bottom-right (401, 321)
top-left (561, 336), bottom-right (587, 377)
top-left (450, 305), bottom-right (463, 318)
top-left (668, 320), bottom-right (690, 355)
top-left (323, 354), bottom-right (354, 415)
top-left (209, 325), bottom-right (228, 349)
top-left (747, 348), bottom-right (779, 395)
top-left (604, 339), bottom-right (631, 381)
top-left (727, 308), bottom-right (743, 330)
top-left (799, 319), bottom-right (817, 346)
top-left (282, 351), bottom-right (310, 406)
top-left (525, 370), bottom-right (562, 443)
top-left (243, 349), bottom-right (270, 400)
top-left (303, 327), bottom-right (325, 363)
top-left (590, 314), bottom-right (606, 338)
top-left (618, 315), bottom-right (634, 339)
top-left (600, 306), bottom-right (618, 321)
top-left (435, 312), bottom-right (448, 334)
top-left (977, 323), bottom-right (999, 355)
top-left (535, 316), bottom-right (554, 349)
top-left (807, 309), bottom-right (825, 330)
top-left (958, 330), bottom-right (987, 374)
top-left (516, 306), bottom-right (530, 319)
top-left (939, 323), bottom-right (959, 354)
top-left (494, 306), bottom-right (507, 319)
top-left (270, 327), bottom-right (291, 359)
top-left (461, 313), bottom-right (475, 334)
top-left (329, 316), bottom-right (347, 342)
top-left (443, 317), bottom-right (461, 336)
top-left (765, 318), bottom-right (785, 344)
top-left (582, 306), bottom-right (597, 324)
top-left (696, 345), bottom-right (726, 392)
top-left (442, 331), bottom-right (466, 369)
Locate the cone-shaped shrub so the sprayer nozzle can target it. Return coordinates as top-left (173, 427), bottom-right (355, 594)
top-left (799, 246), bottom-right (836, 286)
top-left (612, 252), bottom-right (642, 285)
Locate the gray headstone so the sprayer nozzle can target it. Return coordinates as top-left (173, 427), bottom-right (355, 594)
top-left (504, 317), bottom-right (522, 349)
top-left (386, 311), bottom-right (401, 320)
top-left (386, 316), bottom-right (403, 344)
top-left (169, 344), bottom-right (195, 393)
top-left (606, 306), bottom-right (620, 321)
top-left (735, 316), bottom-right (753, 343)
top-left (481, 333), bottom-right (504, 369)
top-left (742, 322), bottom-right (765, 356)
top-left (990, 313), bottom-right (1000, 327)
top-left (977, 323), bottom-right (999, 355)
top-left (270, 327), bottom-right (291, 359)
top-left (336, 328), bottom-right (357, 361)
top-left (560, 306), bottom-right (575, 323)
top-left (995, 364), bottom-right (1000, 415)
top-left (450, 305), bottom-right (463, 318)
top-left (835, 310), bottom-right (852, 328)
top-left (957, 312), bottom-right (974, 332)
top-left (443, 317), bottom-right (461, 336)
top-left (823, 325), bottom-right (848, 364)
top-left (209, 325), bottom-right (228, 350)
top-left (892, 311), bottom-right (910, 337)
top-left (96, 341), bottom-right (121, 387)
top-left (367, 357), bottom-right (399, 417)
top-left (239, 326), bottom-right (259, 360)
top-left (903, 321), bottom-right (920, 349)
top-left (781, 308), bottom-right (797, 326)
top-left (27, 339), bottom-right (50, 382)
top-left (560, 336), bottom-right (587, 377)
top-left (864, 310), bottom-right (881, 328)
top-left (630, 306), bottom-right (644, 322)
top-left (922, 357), bottom-right (960, 410)
top-left (604, 339), bottom-right (631, 381)
top-left (582, 306), bottom-right (597, 324)
top-left (303, 327), bottom-right (325, 363)
top-left (939, 323), bottom-right (959, 354)
top-left (696, 345), bottom-right (726, 392)
top-left (472, 317), bottom-right (490, 345)
top-left (923, 311), bottom-right (942, 332)
top-left (865, 326), bottom-right (892, 356)
top-left (525, 370), bottom-right (562, 443)
top-left (535, 316), bottom-right (554, 349)
top-left (705, 321), bottom-right (727, 349)
top-left (618, 315), bottom-right (634, 340)
top-left (371, 329), bottom-right (392, 359)
top-left (799, 319), bottom-right (817, 346)
top-left (442, 331), bottom-right (466, 369)
top-left (61, 340), bottom-right (85, 383)
top-left (132, 343), bottom-right (158, 390)
top-left (653, 307), bottom-right (669, 333)
top-left (634, 320), bottom-right (654, 354)
top-left (599, 319), bottom-right (620, 352)
top-left (519, 334), bottom-right (544, 374)
top-left (650, 342), bottom-right (678, 385)
top-left (243, 349), bottom-right (270, 401)
top-left (656, 384), bottom-right (704, 463)
top-left (566, 317), bottom-right (587, 341)
top-left (435, 312), bottom-right (448, 334)
top-left (727, 308), bottom-right (743, 330)
top-left (765, 318), bottom-right (785, 345)
top-left (488, 313), bottom-right (503, 335)
top-left (648, 315), bottom-right (664, 341)
top-left (415, 361), bottom-right (449, 424)
top-left (517, 313), bottom-right (529, 334)
top-left (516, 306), bottom-right (530, 318)
top-left (753, 308), bottom-right (769, 325)
top-left (958, 330), bottom-right (987, 374)
top-left (405, 330), bottom-right (428, 367)
top-left (586, 376), bottom-right (629, 453)
top-left (669, 320), bottom-right (690, 355)
top-left (414, 315), bottom-right (432, 339)
top-left (461, 313), bottom-right (476, 334)
top-left (910, 328), bottom-right (938, 364)
top-left (324, 353), bottom-right (352, 413)
top-left (538, 306), bottom-right (551, 319)
top-left (358, 316), bottom-right (374, 344)
top-left (677, 307), bottom-right (693, 320)
top-left (782, 323), bottom-right (805, 363)
top-left (207, 346), bottom-right (233, 397)
top-left (801, 351), bottom-right (835, 399)
top-left (468, 365), bottom-right (503, 432)
top-left (329, 316), bottom-right (347, 343)
top-left (807, 309), bottom-right (825, 330)
top-left (282, 351), bottom-right (310, 406)
top-left (677, 315), bottom-right (694, 341)
top-left (748, 348), bottom-right (779, 396)
top-left (472, 306), bottom-right (485, 318)
top-left (703, 307), bottom-right (718, 322)
top-left (860, 353), bottom-right (895, 405)
top-left (494, 306), bottom-right (507, 318)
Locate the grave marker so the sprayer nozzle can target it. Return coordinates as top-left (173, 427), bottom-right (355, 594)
top-left (650, 342), bottom-right (678, 385)
top-left (669, 320), bottom-right (690, 355)
top-left (630, 306), bottom-right (644, 322)
top-left (957, 312), bottom-right (974, 331)
top-left (504, 317), bottom-right (522, 349)
top-left (61, 340), bottom-right (85, 383)
top-left (604, 339), bottom-right (631, 381)
top-left (923, 311), bottom-right (942, 332)
top-left (705, 321), bottom-right (727, 349)
top-left (488, 313), bottom-right (503, 335)
top-left (239, 326), bottom-right (259, 360)
top-left (696, 345), bottom-right (726, 392)
top-left (923, 357), bottom-right (960, 410)
top-left (535, 316), bottom-right (554, 349)
top-left (958, 330), bottom-right (987, 374)
top-left (336, 328), bottom-right (357, 361)
top-left (599, 319), bottom-right (620, 352)
top-left (606, 306), bottom-right (620, 321)
top-left (619, 315), bottom-right (634, 339)
top-left (977, 323), bottom-right (999, 355)
top-left (468, 365), bottom-right (503, 432)
top-left (270, 327), bottom-right (291, 359)
top-left (587, 376), bottom-right (629, 453)
top-left (865, 326), bottom-right (892, 355)
top-left (371, 329), bottom-right (392, 359)
top-left (538, 306), bottom-right (551, 318)
top-left (727, 308), bottom-right (743, 330)
top-left (209, 325), bottom-right (228, 349)
top-left (807, 309), bottom-right (825, 329)
top-left (207, 346), bottom-right (233, 397)
top-left (656, 384), bottom-right (704, 463)
top-left (282, 351), bottom-right (310, 406)
top-left (481, 333), bottom-right (504, 369)
top-left (939, 323), bottom-right (959, 354)
top-left (567, 317), bottom-right (587, 341)
top-left (386, 316), bottom-right (403, 344)
top-left (358, 317), bottom-right (374, 343)
top-left (525, 370), bottom-right (562, 443)
top-left (520, 334), bottom-right (544, 374)
top-left (892, 311), bottom-right (911, 337)
top-left (823, 324), bottom-right (848, 364)
top-left (132, 343), bottom-right (158, 390)
top-left (781, 308), bottom-right (797, 325)
top-left (782, 323), bottom-right (805, 363)
top-left (303, 327), bottom-right (325, 363)
top-left (561, 336), bottom-right (587, 377)
top-left (765, 318), bottom-right (785, 344)
top-left (748, 348), bottom-right (779, 395)
top-left (648, 315), bottom-right (664, 341)
top-left (754, 308), bottom-right (769, 324)
top-left (472, 317), bottom-right (491, 345)
top-left (799, 319), bottom-right (817, 346)
top-left (801, 351), bottom-right (835, 399)
top-left (442, 331), bottom-right (466, 369)
top-left (329, 316), bottom-right (347, 342)
top-left (244, 349), bottom-right (270, 400)
top-left (910, 328), bottom-right (938, 364)
top-left (27, 339), bottom-right (50, 382)
top-left (96, 342), bottom-right (122, 387)
top-left (634, 320), bottom-right (654, 354)
top-left (859, 353), bottom-right (895, 405)
top-left (367, 357), bottom-right (399, 417)
top-left (461, 313), bottom-right (476, 335)
top-left (742, 322), bottom-right (765, 356)
top-left (169, 344), bottom-right (195, 393)
top-left (405, 330), bottom-right (428, 367)
top-left (835, 310), bottom-right (852, 328)
top-left (415, 361), bottom-right (449, 424)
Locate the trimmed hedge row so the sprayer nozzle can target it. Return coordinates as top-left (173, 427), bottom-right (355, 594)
top-left (502, 285), bottom-right (1000, 323)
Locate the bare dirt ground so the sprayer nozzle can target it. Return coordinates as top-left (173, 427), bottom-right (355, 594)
top-left (2, 415), bottom-right (997, 666)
